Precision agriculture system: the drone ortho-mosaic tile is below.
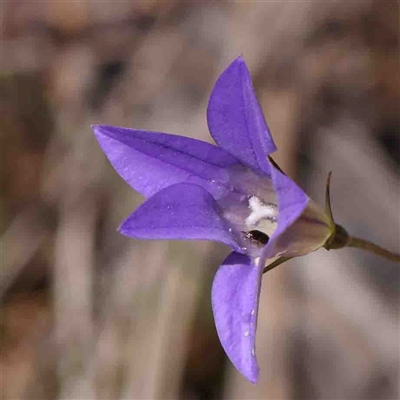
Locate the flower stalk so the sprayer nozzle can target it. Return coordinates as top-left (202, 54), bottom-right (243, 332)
top-left (323, 172), bottom-right (400, 263)
top-left (346, 236), bottom-right (400, 263)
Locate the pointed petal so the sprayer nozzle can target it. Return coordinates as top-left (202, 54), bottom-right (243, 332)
top-left (119, 183), bottom-right (240, 251)
top-left (263, 165), bottom-right (331, 259)
top-left (207, 56), bottom-right (276, 174)
top-left (92, 125), bottom-right (237, 198)
top-left (211, 252), bottom-right (262, 383)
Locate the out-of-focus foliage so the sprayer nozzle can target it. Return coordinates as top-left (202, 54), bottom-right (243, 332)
top-left (1, 1), bottom-right (399, 399)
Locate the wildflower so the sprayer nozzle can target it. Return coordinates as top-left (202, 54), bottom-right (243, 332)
top-left (92, 57), bottom-right (399, 383)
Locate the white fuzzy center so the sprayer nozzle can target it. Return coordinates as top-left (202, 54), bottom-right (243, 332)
top-left (245, 196), bottom-right (278, 228)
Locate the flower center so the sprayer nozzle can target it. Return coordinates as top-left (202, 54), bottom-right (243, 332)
top-left (245, 196), bottom-right (278, 228)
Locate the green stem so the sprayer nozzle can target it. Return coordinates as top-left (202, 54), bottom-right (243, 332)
top-left (347, 236), bottom-right (400, 263)
top-left (263, 256), bottom-right (292, 274)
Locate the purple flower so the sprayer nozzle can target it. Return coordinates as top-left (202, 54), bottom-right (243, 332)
top-left (92, 57), bottom-right (332, 383)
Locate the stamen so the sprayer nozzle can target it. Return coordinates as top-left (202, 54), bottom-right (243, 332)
top-left (245, 196), bottom-right (278, 228)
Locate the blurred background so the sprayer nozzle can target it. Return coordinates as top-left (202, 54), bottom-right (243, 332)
top-left (1, 1), bottom-right (399, 399)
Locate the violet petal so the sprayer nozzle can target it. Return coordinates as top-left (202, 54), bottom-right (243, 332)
top-left (207, 56), bottom-right (277, 174)
top-left (92, 125), bottom-right (237, 198)
top-left (119, 183), bottom-right (240, 251)
top-left (211, 251), bottom-right (262, 383)
top-left (262, 164), bottom-right (310, 259)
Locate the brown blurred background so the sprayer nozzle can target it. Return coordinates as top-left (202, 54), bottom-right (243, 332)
top-left (1, 1), bottom-right (399, 399)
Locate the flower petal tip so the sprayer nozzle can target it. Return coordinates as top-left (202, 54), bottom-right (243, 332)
top-left (91, 125), bottom-right (110, 142)
top-left (248, 370), bottom-right (259, 385)
top-left (232, 54), bottom-right (245, 65)
top-left (91, 124), bottom-right (111, 137)
top-left (117, 221), bottom-right (128, 236)
top-left (91, 124), bottom-right (102, 133)
top-left (239, 359), bottom-right (260, 384)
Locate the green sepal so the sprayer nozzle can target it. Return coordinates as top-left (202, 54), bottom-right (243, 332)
top-left (322, 171), bottom-right (350, 250)
top-left (263, 256), bottom-right (292, 274)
